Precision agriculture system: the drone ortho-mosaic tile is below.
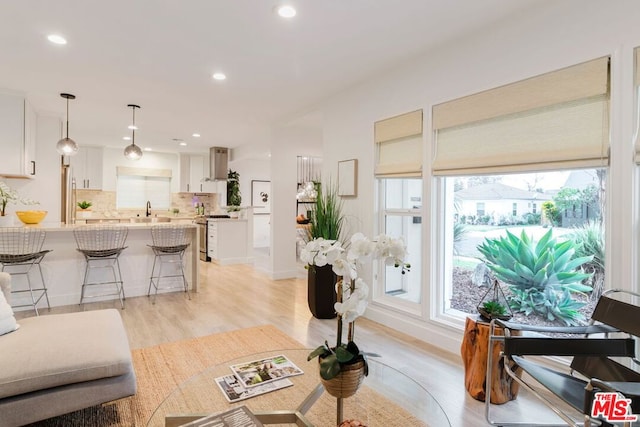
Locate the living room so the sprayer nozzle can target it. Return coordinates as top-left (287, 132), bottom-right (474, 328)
top-left (2, 1), bottom-right (640, 426)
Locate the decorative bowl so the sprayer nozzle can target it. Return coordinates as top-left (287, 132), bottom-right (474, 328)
top-left (15, 210), bottom-right (48, 224)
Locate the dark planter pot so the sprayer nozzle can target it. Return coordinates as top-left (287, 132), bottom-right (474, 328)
top-left (307, 265), bottom-right (338, 319)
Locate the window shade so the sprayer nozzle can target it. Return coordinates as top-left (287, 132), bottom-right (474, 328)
top-left (374, 109), bottom-right (423, 177)
top-left (432, 57), bottom-right (610, 176)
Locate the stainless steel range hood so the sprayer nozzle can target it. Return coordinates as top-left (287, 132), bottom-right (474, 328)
top-left (207, 147), bottom-right (228, 181)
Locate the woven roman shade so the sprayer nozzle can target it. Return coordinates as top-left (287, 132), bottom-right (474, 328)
top-left (432, 57), bottom-right (610, 176)
top-left (374, 109), bottom-right (423, 177)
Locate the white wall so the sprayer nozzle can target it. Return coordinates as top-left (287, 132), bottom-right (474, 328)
top-left (288, 0), bottom-right (640, 354)
top-left (229, 157), bottom-right (271, 247)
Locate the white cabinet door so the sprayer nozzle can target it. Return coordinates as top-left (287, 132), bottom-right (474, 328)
top-left (71, 146), bottom-right (103, 189)
top-left (23, 99), bottom-right (37, 176)
top-left (189, 154), bottom-right (205, 193)
top-left (180, 154), bottom-right (217, 193)
top-left (0, 94), bottom-right (34, 177)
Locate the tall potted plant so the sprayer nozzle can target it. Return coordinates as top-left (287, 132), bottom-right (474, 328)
top-left (301, 182), bottom-right (345, 319)
top-left (227, 169), bottom-right (242, 216)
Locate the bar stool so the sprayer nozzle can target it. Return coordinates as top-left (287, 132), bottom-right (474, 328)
top-left (73, 225), bottom-right (128, 309)
top-left (0, 228), bottom-right (51, 316)
top-left (147, 224), bottom-right (191, 303)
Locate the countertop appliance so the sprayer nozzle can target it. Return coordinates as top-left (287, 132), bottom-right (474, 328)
top-left (195, 214), bottom-right (230, 261)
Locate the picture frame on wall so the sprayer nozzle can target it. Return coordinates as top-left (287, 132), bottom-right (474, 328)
top-left (338, 159), bottom-right (357, 197)
top-left (251, 180), bottom-right (271, 215)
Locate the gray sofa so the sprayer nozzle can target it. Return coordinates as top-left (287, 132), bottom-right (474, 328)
top-left (0, 272), bottom-right (137, 426)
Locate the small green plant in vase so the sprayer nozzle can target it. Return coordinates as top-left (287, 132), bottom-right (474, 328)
top-left (77, 200), bottom-right (92, 210)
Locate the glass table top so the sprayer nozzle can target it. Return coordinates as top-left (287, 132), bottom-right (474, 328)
top-left (146, 349), bottom-right (450, 427)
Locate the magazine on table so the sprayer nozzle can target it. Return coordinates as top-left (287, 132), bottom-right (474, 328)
top-left (229, 354), bottom-right (304, 388)
top-left (178, 405), bottom-right (263, 427)
top-left (215, 374), bottom-right (293, 403)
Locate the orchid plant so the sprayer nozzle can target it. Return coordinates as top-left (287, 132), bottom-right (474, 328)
top-left (304, 232), bottom-right (410, 380)
top-left (0, 181), bottom-right (38, 217)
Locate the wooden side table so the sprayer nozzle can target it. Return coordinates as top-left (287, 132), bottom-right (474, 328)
top-left (460, 316), bottom-right (521, 404)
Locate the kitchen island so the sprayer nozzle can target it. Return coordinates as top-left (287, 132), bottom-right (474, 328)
top-left (2, 222), bottom-right (198, 310)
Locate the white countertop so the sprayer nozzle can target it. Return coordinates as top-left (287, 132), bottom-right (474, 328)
top-left (2, 222), bottom-right (197, 232)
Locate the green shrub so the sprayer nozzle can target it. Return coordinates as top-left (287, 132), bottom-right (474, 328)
top-left (568, 221), bottom-right (605, 299)
top-left (477, 228), bottom-right (593, 325)
top-left (453, 222), bottom-right (468, 255)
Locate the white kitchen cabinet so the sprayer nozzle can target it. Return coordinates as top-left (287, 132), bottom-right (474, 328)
top-left (180, 153), bottom-right (217, 193)
top-left (0, 94), bottom-right (37, 177)
top-left (71, 146), bottom-right (103, 189)
top-left (207, 219), bottom-right (249, 265)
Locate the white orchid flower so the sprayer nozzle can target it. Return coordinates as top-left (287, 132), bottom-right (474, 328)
top-left (331, 256), bottom-right (357, 279)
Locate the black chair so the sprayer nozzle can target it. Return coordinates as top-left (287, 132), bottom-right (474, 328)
top-left (485, 289), bottom-right (640, 427)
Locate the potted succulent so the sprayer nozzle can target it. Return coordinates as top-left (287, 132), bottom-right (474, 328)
top-left (477, 279), bottom-right (513, 321)
top-left (77, 200), bottom-right (93, 219)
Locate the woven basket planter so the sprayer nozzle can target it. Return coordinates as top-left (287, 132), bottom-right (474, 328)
top-left (320, 358), bottom-right (366, 398)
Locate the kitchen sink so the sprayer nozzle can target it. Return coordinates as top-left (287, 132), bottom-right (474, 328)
top-left (129, 217), bottom-right (171, 223)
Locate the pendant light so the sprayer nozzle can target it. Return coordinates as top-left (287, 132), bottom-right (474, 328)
top-left (124, 104), bottom-right (142, 160)
top-left (56, 93), bottom-right (79, 156)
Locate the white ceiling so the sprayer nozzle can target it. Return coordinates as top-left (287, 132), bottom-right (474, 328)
top-left (0, 0), bottom-right (545, 156)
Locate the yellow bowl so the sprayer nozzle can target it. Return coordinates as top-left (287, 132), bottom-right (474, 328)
top-left (15, 210), bottom-right (48, 225)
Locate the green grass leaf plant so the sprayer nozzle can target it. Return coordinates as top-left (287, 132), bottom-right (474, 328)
top-left (477, 228), bottom-right (593, 325)
top-left (310, 182), bottom-right (344, 241)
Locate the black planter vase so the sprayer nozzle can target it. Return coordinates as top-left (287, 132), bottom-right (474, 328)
top-left (307, 264), bottom-right (338, 319)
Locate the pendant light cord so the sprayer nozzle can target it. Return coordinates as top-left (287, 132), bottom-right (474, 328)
top-left (65, 97), bottom-right (70, 138)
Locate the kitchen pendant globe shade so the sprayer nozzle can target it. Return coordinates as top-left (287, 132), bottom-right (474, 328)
top-left (56, 137), bottom-right (78, 155)
top-left (124, 143), bottom-right (143, 160)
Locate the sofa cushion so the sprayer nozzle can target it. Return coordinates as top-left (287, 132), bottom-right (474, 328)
top-left (0, 309), bottom-right (132, 399)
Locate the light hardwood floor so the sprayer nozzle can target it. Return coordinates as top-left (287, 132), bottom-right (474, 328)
top-left (17, 260), bottom-right (581, 426)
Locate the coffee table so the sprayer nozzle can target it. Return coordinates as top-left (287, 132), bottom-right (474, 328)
top-left (146, 349), bottom-right (450, 427)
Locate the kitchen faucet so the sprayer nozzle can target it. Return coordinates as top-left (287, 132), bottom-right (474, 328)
top-left (146, 201), bottom-right (151, 217)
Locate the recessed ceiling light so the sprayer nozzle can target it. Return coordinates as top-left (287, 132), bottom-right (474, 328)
top-left (192, 133), bottom-right (200, 138)
top-left (128, 125), bottom-right (138, 130)
top-left (277, 5), bottom-right (297, 18)
top-left (212, 72), bottom-right (226, 81)
top-left (179, 142), bottom-right (187, 146)
top-left (123, 136), bottom-right (131, 141)
top-left (144, 147), bottom-right (152, 151)
top-left (47, 34), bottom-right (67, 45)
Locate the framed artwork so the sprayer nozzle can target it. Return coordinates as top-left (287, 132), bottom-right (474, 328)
top-left (251, 180), bottom-right (271, 214)
top-left (338, 159), bottom-right (357, 197)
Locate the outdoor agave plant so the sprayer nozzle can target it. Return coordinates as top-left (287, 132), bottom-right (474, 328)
top-left (477, 228), bottom-right (593, 325)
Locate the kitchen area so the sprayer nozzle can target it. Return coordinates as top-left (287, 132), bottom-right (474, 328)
top-left (0, 93), bottom-right (258, 309)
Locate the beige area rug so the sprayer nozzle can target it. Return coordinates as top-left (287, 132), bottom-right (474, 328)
top-left (29, 325), bottom-right (428, 427)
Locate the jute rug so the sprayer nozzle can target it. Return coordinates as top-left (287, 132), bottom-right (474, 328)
top-left (28, 325), bottom-right (429, 427)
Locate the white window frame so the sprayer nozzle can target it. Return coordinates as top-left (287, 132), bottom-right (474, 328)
top-left (372, 178), bottom-right (424, 318)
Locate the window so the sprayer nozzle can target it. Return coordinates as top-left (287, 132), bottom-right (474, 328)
top-left (374, 110), bottom-right (424, 312)
top-left (378, 179), bottom-right (422, 304)
top-left (433, 57), bottom-right (610, 326)
top-left (444, 170), bottom-right (606, 322)
top-left (476, 202), bottom-right (485, 217)
top-left (116, 167), bottom-right (171, 210)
